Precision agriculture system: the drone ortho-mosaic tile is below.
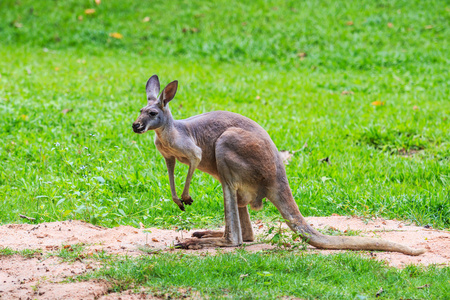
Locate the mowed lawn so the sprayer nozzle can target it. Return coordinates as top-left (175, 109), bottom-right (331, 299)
top-left (0, 0), bottom-right (449, 298)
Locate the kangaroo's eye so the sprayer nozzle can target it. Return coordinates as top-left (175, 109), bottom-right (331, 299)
top-left (149, 111), bottom-right (158, 116)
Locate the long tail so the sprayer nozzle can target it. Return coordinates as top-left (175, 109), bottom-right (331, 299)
top-left (271, 181), bottom-right (426, 256)
top-left (286, 220), bottom-right (425, 256)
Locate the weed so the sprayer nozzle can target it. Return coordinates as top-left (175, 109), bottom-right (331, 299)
top-left (318, 226), bottom-right (361, 236)
top-left (53, 243), bottom-right (88, 262)
top-left (261, 218), bottom-right (306, 250)
top-left (0, 247), bottom-right (43, 258)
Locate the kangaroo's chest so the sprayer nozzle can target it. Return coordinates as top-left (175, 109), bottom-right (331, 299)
top-left (154, 136), bottom-right (192, 165)
top-left (154, 132), bottom-right (219, 177)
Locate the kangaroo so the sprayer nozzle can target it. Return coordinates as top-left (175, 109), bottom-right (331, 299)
top-left (132, 75), bottom-right (425, 255)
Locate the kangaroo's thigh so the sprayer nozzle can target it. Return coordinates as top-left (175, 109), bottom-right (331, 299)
top-left (215, 128), bottom-right (278, 187)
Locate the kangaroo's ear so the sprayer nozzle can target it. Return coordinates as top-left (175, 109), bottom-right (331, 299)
top-left (146, 75), bottom-right (160, 101)
top-left (159, 80), bottom-right (178, 107)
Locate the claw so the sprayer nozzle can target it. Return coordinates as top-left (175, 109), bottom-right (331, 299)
top-left (172, 197), bottom-right (185, 211)
top-left (181, 196), bottom-right (193, 205)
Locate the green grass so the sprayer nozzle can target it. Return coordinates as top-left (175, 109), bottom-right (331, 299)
top-left (1, 45), bottom-right (448, 228)
top-left (0, 0), bottom-right (449, 228)
top-left (81, 251), bottom-right (450, 299)
top-left (1, 0), bottom-right (448, 71)
top-left (1, 37), bottom-right (449, 228)
top-left (0, 247), bottom-right (42, 258)
top-left (0, 0), bottom-right (449, 297)
top-left (3, 244), bottom-right (448, 298)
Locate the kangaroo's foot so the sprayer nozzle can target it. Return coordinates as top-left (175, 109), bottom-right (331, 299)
top-left (175, 237), bottom-right (240, 249)
top-left (181, 195), bottom-right (193, 205)
top-left (192, 230), bottom-right (224, 239)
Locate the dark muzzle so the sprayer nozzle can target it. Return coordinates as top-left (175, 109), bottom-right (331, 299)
top-left (132, 122), bottom-right (144, 133)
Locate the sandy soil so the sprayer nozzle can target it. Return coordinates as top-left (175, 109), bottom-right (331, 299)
top-left (0, 216), bottom-right (448, 299)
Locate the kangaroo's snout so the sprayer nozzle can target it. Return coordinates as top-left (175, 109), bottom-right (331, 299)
top-left (132, 122), bottom-right (144, 133)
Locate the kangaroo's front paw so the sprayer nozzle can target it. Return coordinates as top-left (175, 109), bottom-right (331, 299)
top-left (177, 203), bottom-right (185, 211)
top-left (172, 197), bottom-right (185, 211)
top-left (181, 195), bottom-right (193, 205)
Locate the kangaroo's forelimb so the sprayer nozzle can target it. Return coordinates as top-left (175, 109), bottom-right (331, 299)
top-left (160, 141), bottom-right (201, 210)
top-left (164, 157), bottom-right (185, 211)
top-left (164, 154), bottom-right (198, 211)
top-left (180, 155), bottom-right (201, 205)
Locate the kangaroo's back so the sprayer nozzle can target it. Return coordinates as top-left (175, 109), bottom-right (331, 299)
top-left (182, 110), bottom-right (269, 144)
top-left (178, 110), bottom-right (276, 176)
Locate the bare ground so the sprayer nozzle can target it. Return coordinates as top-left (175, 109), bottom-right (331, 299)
top-left (0, 216), bottom-right (448, 299)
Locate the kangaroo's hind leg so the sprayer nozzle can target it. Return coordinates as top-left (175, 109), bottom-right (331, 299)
top-left (191, 206), bottom-right (254, 241)
top-left (192, 192), bottom-right (255, 242)
top-left (176, 181), bottom-right (243, 249)
top-left (176, 128), bottom-right (273, 249)
top-left (238, 206), bottom-right (254, 242)
top-left (176, 129), bottom-right (265, 249)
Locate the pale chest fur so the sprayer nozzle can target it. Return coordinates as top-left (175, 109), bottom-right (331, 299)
top-left (154, 134), bottom-right (194, 165)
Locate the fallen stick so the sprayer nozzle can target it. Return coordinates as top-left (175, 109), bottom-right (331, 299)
top-left (19, 214), bottom-right (36, 221)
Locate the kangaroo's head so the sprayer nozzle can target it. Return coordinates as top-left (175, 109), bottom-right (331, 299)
top-left (132, 75), bottom-right (178, 134)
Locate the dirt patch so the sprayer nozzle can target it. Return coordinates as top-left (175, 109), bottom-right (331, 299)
top-left (0, 217), bottom-right (448, 299)
top-left (0, 255), bottom-right (109, 299)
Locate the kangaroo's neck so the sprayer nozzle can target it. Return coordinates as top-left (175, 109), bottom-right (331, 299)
top-left (154, 107), bottom-right (177, 141)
